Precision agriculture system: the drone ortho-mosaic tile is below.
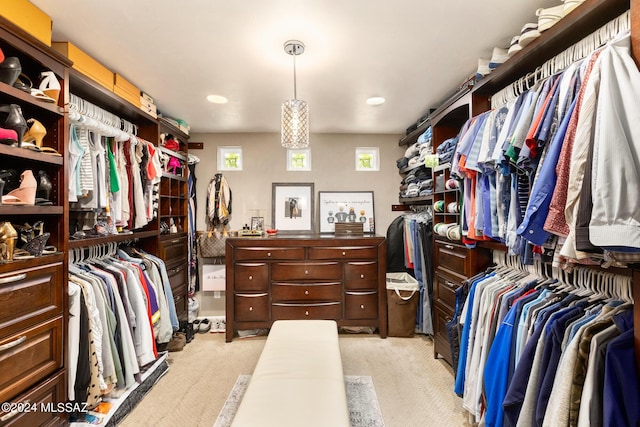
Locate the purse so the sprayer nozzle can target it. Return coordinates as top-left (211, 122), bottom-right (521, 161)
top-left (198, 230), bottom-right (226, 258)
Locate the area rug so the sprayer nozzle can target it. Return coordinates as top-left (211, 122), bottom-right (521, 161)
top-left (213, 375), bottom-right (385, 427)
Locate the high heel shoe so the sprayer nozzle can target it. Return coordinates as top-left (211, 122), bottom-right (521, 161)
top-left (36, 170), bottom-right (52, 201)
top-left (1, 170), bottom-right (36, 205)
top-left (38, 71), bottom-right (60, 104)
top-left (0, 222), bottom-right (17, 261)
top-left (0, 57), bottom-right (21, 87)
top-left (0, 104), bottom-right (27, 145)
top-left (22, 119), bottom-right (47, 148)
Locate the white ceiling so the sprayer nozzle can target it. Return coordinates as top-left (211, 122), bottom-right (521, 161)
top-left (31, 0), bottom-right (558, 134)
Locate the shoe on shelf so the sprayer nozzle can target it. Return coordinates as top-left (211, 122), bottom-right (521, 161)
top-left (518, 23), bottom-right (541, 48)
top-left (0, 57), bottom-right (21, 87)
top-left (475, 58), bottom-right (492, 81)
top-left (198, 318), bottom-right (211, 333)
top-left (38, 71), bottom-right (61, 104)
top-left (489, 47), bottom-right (510, 69)
top-left (508, 36), bottom-right (523, 56)
top-left (536, 5), bottom-right (564, 32)
top-left (563, 0), bottom-right (584, 16)
top-left (2, 170), bottom-right (36, 205)
top-left (22, 119), bottom-right (47, 148)
top-left (0, 104), bottom-right (27, 145)
top-left (0, 222), bottom-right (17, 261)
top-left (13, 73), bottom-right (32, 94)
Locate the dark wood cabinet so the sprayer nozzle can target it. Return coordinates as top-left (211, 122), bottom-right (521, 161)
top-left (225, 235), bottom-right (387, 342)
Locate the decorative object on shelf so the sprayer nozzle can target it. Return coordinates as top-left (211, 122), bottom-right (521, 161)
top-left (250, 216), bottom-right (264, 232)
top-left (286, 148), bottom-right (311, 171)
top-left (355, 147), bottom-right (380, 171)
top-left (217, 146), bottom-right (243, 171)
top-left (318, 191), bottom-right (375, 234)
top-left (271, 182), bottom-right (314, 233)
top-left (281, 40), bottom-right (309, 149)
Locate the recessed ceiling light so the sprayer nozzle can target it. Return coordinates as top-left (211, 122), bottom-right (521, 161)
top-left (366, 96), bottom-right (385, 106)
top-left (207, 94), bottom-right (228, 104)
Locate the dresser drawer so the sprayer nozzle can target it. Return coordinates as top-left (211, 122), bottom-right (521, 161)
top-left (0, 370), bottom-right (65, 427)
top-left (272, 282), bottom-right (342, 301)
top-left (308, 246), bottom-right (378, 260)
top-left (234, 247), bottom-right (304, 261)
top-left (234, 294), bottom-right (269, 322)
top-left (173, 289), bottom-right (188, 319)
top-left (435, 240), bottom-right (470, 279)
top-left (344, 261), bottom-right (378, 290)
top-left (160, 236), bottom-right (188, 267)
top-left (0, 263), bottom-right (63, 340)
top-left (272, 302), bottom-right (342, 320)
top-left (0, 316), bottom-right (63, 404)
top-left (271, 262), bottom-right (342, 281)
top-left (167, 264), bottom-right (188, 294)
top-left (234, 263), bottom-right (269, 291)
top-left (344, 292), bottom-right (378, 320)
top-left (433, 304), bottom-right (453, 363)
top-left (434, 272), bottom-right (460, 313)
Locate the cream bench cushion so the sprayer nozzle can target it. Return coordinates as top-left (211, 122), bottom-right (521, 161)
top-left (230, 320), bottom-right (350, 427)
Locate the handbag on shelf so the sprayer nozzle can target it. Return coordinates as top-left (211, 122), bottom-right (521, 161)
top-left (198, 229), bottom-right (227, 258)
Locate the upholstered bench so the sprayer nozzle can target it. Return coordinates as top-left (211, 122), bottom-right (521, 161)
top-left (230, 320), bottom-right (350, 427)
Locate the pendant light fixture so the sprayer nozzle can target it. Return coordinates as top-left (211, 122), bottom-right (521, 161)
top-left (281, 40), bottom-right (309, 148)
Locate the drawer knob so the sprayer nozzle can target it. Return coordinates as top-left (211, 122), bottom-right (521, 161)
top-left (304, 270), bottom-right (309, 275)
top-left (360, 304), bottom-right (365, 310)
top-left (360, 274), bottom-right (365, 279)
top-left (445, 244), bottom-right (454, 250)
top-left (0, 335), bottom-right (26, 352)
top-left (248, 275), bottom-right (253, 280)
top-left (305, 311), bottom-right (309, 316)
top-left (305, 290), bottom-right (309, 295)
top-left (267, 252), bottom-right (272, 257)
top-left (249, 306), bottom-right (253, 311)
top-left (342, 251), bottom-right (346, 256)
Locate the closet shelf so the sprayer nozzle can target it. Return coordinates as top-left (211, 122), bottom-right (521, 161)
top-left (0, 81), bottom-right (65, 115)
top-left (0, 144), bottom-right (64, 165)
top-left (159, 120), bottom-right (189, 141)
top-left (399, 196), bottom-right (432, 205)
top-left (0, 252), bottom-right (64, 274)
top-left (399, 163), bottom-right (431, 175)
top-left (158, 146), bottom-right (188, 162)
top-left (159, 231), bottom-right (188, 241)
top-left (0, 205), bottom-right (64, 215)
top-left (161, 172), bottom-right (187, 182)
top-left (472, 0), bottom-right (629, 96)
top-left (68, 230), bottom-right (158, 249)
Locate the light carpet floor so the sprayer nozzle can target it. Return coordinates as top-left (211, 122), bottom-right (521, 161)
top-left (120, 332), bottom-right (472, 427)
top-left (213, 375), bottom-right (384, 427)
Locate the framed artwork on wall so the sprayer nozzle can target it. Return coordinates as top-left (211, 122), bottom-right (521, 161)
top-left (318, 191), bottom-right (375, 233)
top-left (355, 147), bottom-right (379, 171)
top-left (271, 183), bottom-right (315, 233)
top-left (287, 148), bottom-right (312, 171)
top-left (218, 146), bottom-right (243, 171)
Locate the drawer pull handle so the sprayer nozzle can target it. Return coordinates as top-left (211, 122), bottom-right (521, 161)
top-left (444, 244), bottom-right (454, 250)
top-left (304, 290), bottom-right (309, 295)
top-left (305, 311), bottom-right (309, 316)
top-left (0, 273), bottom-right (26, 285)
top-left (360, 304), bottom-right (365, 310)
top-left (342, 251), bottom-right (346, 256)
top-left (170, 239), bottom-right (181, 244)
top-left (248, 275), bottom-right (253, 280)
top-left (360, 274), bottom-right (365, 279)
top-left (267, 252), bottom-right (272, 257)
top-left (304, 270), bottom-right (309, 275)
top-left (0, 400), bottom-right (29, 422)
top-left (249, 306), bottom-right (253, 311)
top-left (445, 281), bottom-right (457, 289)
top-left (0, 335), bottom-right (26, 352)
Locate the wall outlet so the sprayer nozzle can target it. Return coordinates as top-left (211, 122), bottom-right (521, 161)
top-left (214, 291), bottom-right (221, 299)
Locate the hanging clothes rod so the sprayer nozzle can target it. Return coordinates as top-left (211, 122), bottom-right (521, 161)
top-left (491, 10), bottom-right (630, 107)
top-left (69, 93), bottom-right (138, 141)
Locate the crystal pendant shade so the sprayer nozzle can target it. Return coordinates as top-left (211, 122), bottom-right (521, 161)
top-left (281, 98), bottom-right (309, 148)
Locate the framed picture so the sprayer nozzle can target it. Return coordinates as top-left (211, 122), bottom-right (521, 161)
top-left (355, 147), bottom-right (379, 171)
top-left (271, 183), bottom-right (315, 234)
top-left (287, 148), bottom-right (312, 171)
top-left (217, 146), bottom-right (243, 171)
top-left (318, 191), bottom-right (375, 233)
top-left (251, 216), bottom-right (264, 231)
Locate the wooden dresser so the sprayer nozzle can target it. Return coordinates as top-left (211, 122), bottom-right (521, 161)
top-left (225, 235), bottom-right (387, 342)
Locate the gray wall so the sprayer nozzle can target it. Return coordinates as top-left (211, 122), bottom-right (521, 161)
top-left (190, 132), bottom-right (406, 317)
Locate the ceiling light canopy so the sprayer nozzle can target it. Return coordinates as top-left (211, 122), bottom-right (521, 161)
top-left (281, 40), bottom-right (309, 149)
top-left (207, 94), bottom-right (228, 104)
top-left (366, 96), bottom-right (386, 106)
